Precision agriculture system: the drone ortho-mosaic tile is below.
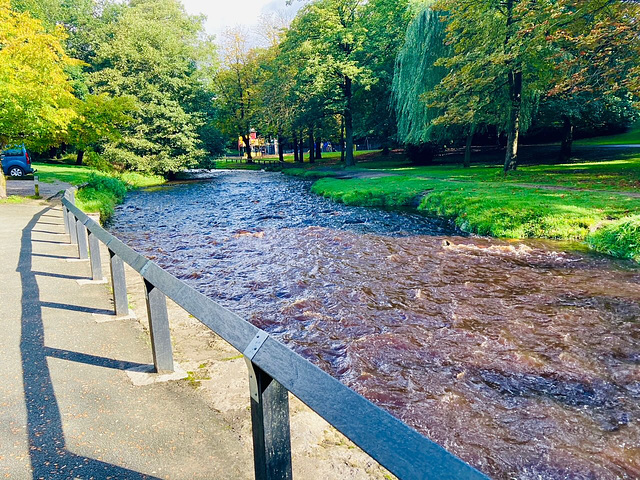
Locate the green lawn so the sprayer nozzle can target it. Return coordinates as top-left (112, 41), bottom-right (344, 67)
top-left (287, 148), bottom-right (640, 192)
top-left (300, 147), bottom-right (640, 262)
top-left (34, 162), bottom-right (95, 185)
top-left (371, 157), bottom-right (640, 192)
top-left (33, 162), bottom-right (165, 220)
top-left (576, 124), bottom-right (640, 146)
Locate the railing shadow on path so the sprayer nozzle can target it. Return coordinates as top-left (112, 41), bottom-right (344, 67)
top-left (18, 207), bottom-right (162, 480)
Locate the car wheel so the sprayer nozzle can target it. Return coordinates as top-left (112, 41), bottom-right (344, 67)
top-left (9, 166), bottom-right (25, 177)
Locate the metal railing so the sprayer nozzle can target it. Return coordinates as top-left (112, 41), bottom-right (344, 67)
top-left (60, 189), bottom-right (489, 480)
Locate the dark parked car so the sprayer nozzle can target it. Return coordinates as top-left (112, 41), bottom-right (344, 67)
top-left (1, 145), bottom-right (34, 177)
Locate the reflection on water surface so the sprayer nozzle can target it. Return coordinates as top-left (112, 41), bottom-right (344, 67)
top-left (110, 170), bottom-right (640, 479)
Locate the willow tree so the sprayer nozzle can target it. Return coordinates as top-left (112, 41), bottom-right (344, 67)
top-left (391, 7), bottom-right (450, 154)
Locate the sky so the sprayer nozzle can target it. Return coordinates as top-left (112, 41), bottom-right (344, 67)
top-left (180, 0), bottom-right (303, 40)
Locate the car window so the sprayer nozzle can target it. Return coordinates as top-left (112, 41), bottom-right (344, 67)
top-left (2, 147), bottom-right (24, 155)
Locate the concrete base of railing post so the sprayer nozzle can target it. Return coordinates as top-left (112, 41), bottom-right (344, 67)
top-left (246, 361), bottom-right (293, 480)
top-left (109, 249), bottom-right (129, 317)
top-left (143, 279), bottom-right (174, 374)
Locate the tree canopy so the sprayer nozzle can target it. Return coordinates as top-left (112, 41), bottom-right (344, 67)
top-left (1, 0), bottom-right (638, 187)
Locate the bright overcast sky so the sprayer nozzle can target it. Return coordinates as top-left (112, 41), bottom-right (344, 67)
top-left (181, 0), bottom-right (303, 40)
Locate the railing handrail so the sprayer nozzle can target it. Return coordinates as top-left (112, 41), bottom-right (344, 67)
top-left (60, 190), bottom-right (489, 480)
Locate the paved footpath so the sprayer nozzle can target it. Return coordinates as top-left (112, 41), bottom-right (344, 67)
top-left (0, 200), bottom-right (251, 479)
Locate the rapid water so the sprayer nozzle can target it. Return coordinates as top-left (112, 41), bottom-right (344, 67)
top-left (109, 170), bottom-right (640, 479)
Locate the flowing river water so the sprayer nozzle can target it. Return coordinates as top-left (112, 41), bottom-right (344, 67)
top-left (109, 170), bottom-right (640, 479)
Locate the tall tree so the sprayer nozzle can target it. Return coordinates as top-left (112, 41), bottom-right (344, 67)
top-left (214, 29), bottom-right (264, 162)
top-left (285, 0), bottom-right (372, 166)
top-left (254, 42), bottom-right (297, 163)
top-left (0, 0), bottom-right (78, 196)
top-left (354, 0), bottom-right (411, 151)
top-left (86, 0), bottom-right (212, 175)
top-left (431, 0), bottom-right (554, 172)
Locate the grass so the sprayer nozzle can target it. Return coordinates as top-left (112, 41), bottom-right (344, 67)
top-left (312, 176), bottom-right (432, 208)
top-left (33, 162), bottom-right (165, 221)
top-left (587, 215), bottom-right (640, 262)
top-left (313, 175), bottom-right (640, 240)
top-left (34, 162), bottom-right (95, 185)
top-left (0, 195), bottom-right (27, 204)
top-left (576, 123), bottom-right (640, 146)
top-left (300, 145), bottom-right (640, 262)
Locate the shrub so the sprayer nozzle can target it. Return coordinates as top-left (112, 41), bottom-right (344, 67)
top-left (405, 143), bottom-right (441, 165)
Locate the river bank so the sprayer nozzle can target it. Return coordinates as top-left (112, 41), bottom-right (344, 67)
top-left (271, 146), bottom-right (640, 263)
top-left (33, 162), bottom-right (165, 220)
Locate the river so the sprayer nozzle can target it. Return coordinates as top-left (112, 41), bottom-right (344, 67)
top-left (109, 170), bottom-right (640, 479)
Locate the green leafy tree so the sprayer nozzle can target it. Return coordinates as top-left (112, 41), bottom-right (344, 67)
top-left (354, 0), bottom-right (411, 151)
top-left (430, 0), bottom-right (556, 172)
top-left (68, 93), bottom-right (136, 165)
top-left (86, 0), bottom-right (213, 175)
top-left (544, 0), bottom-right (640, 159)
top-left (253, 42), bottom-right (298, 162)
top-left (285, 0), bottom-right (373, 166)
top-left (214, 29), bottom-right (264, 162)
top-left (0, 0), bottom-right (78, 196)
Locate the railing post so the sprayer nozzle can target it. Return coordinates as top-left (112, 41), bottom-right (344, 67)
top-left (87, 231), bottom-right (103, 281)
top-left (244, 333), bottom-right (293, 480)
top-left (143, 279), bottom-right (174, 373)
top-left (67, 210), bottom-right (78, 245)
top-left (76, 219), bottom-right (89, 259)
top-left (62, 205), bottom-right (69, 234)
top-left (109, 249), bottom-right (129, 317)
top-left (62, 192), bottom-right (70, 234)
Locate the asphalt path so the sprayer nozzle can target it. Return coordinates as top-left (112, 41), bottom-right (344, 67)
top-left (0, 201), bottom-right (250, 479)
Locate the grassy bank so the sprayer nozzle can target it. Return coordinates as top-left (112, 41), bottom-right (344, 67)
top-left (301, 149), bottom-right (640, 262)
top-left (34, 162), bottom-right (165, 220)
top-left (576, 123), bottom-right (640, 146)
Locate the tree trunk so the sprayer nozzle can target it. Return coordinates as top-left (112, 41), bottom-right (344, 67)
top-left (559, 115), bottom-right (574, 162)
top-left (503, 0), bottom-right (521, 174)
top-left (293, 133), bottom-right (299, 163)
top-left (0, 164), bottom-right (6, 198)
top-left (243, 135), bottom-right (253, 162)
top-left (315, 138), bottom-right (322, 159)
top-left (308, 129), bottom-right (315, 163)
top-left (76, 150), bottom-right (85, 166)
top-left (464, 125), bottom-right (475, 168)
top-left (504, 69), bottom-right (522, 173)
top-left (344, 77), bottom-right (355, 166)
top-left (298, 133), bottom-right (304, 163)
top-left (340, 117), bottom-right (345, 163)
top-left (278, 134), bottom-right (285, 163)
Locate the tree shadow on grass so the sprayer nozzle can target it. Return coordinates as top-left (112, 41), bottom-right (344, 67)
top-left (19, 207), bottom-right (161, 479)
